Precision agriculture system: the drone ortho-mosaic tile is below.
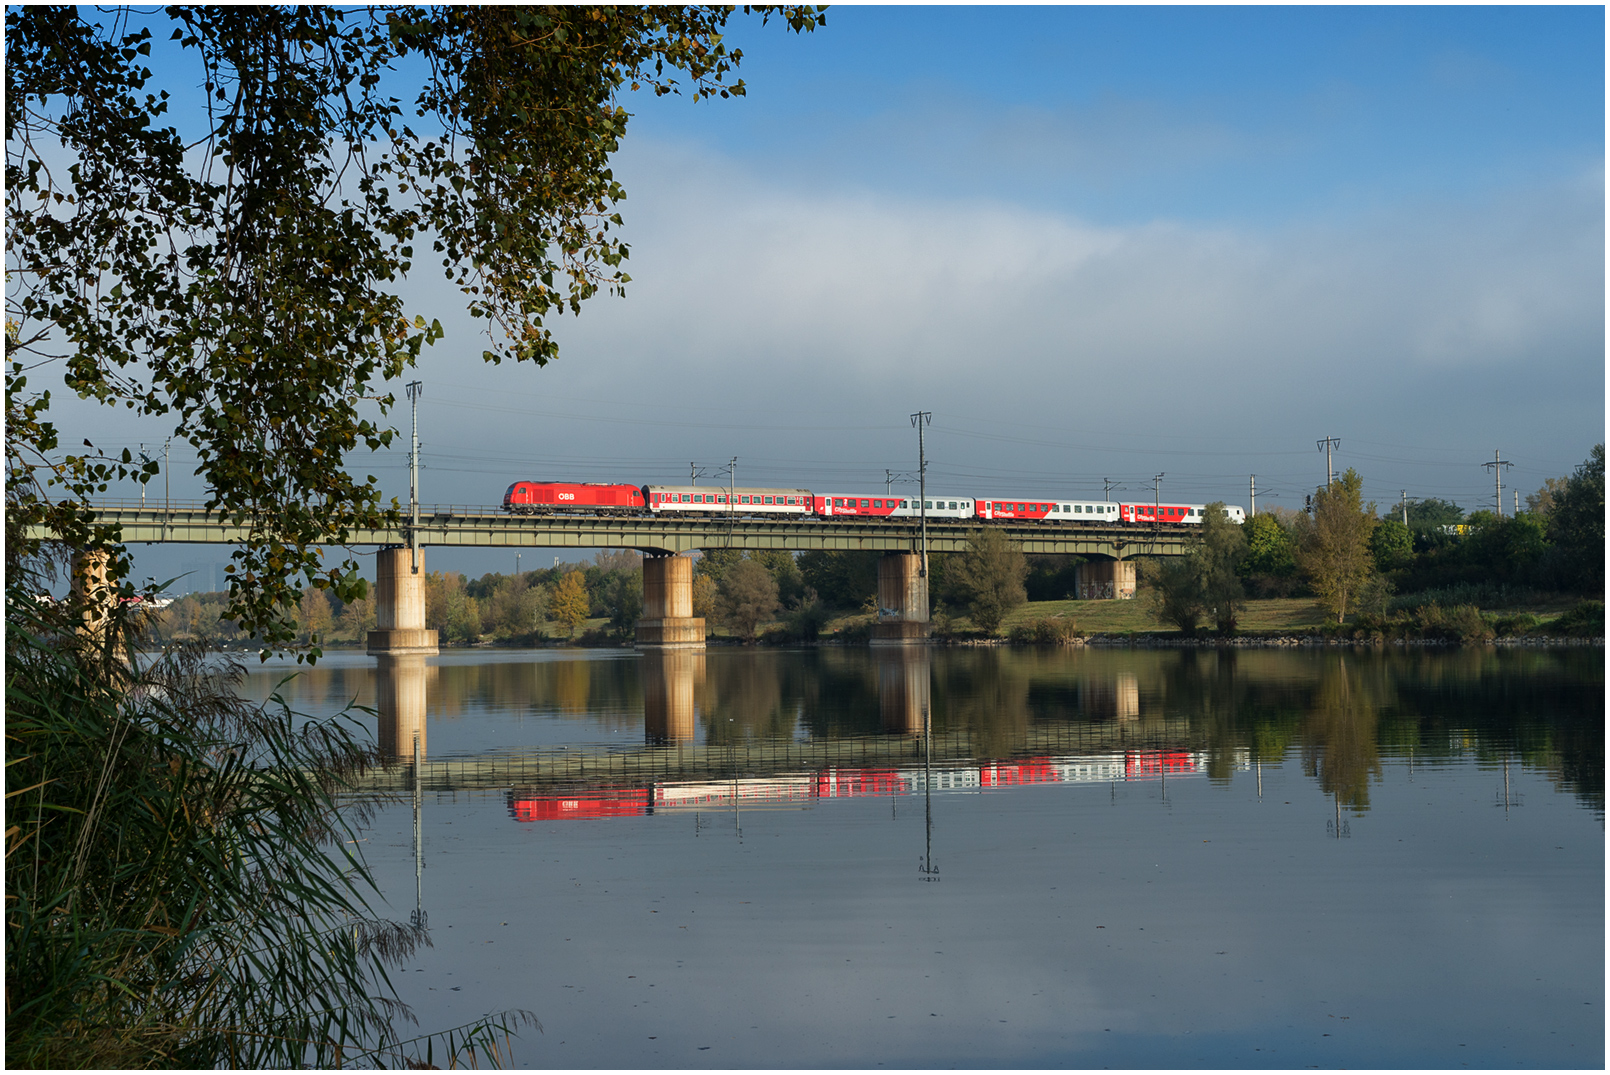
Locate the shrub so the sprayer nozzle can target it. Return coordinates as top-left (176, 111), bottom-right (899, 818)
top-left (1007, 617), bottom-right (1080, 645)
top-left (1414, 602), bottom-right (1494, 644)
top-left (1492, 612), bottom-right (1543, 637)
top-left (1548, 600), bottom-right (1605, 638)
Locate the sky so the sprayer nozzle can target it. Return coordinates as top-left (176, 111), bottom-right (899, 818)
top-left (34, 5), bottom-right (1607, 590)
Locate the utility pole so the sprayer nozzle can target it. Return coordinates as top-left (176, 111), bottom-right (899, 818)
top-left (911, 411), bottom-right (932, 577)
top-left (1400, 490), bottom-right (1409, 527)
top-left (1153, 472), bottom-right (1164, 547)
top-left (1249, 475), bottom-right (1256, 518)
top-left (1103, 477), bottom-right (1120, 502)
top-left (727, 457), bottom-right (737, 517)
top-left (1514, 490), bottom-right (1519, 516)
top-left (1482, 450), bottom-right (1512, 518)
top-left (1317, 435), bottom-right (1341, 487)
top-left (406, 381), bottom-right (423, 573)
top-left (689, 462), bottom-right (709, 486)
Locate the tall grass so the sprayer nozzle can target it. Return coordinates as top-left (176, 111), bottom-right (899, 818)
top-left (5, 565), bottom-right (534, 1067)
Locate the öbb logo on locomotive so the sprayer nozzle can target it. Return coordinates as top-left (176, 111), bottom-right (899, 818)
top-left (502, 481), bottom-right (1247, 525)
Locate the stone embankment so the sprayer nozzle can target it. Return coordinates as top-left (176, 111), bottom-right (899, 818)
top-left (936, 634), bottom-right (1602, 649)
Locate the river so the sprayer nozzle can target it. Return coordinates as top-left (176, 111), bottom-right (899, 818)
top-left (241, 645), bottom-right (1603, 1069)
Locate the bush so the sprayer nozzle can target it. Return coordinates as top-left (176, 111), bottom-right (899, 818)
top-left (1414, 603), bottom-right (1494, 644)
top-left (785, 588), bottom-right (832, 641)
top-left (1007, 617), bottom-right (1080, 645)
top-left (1492, 612), bottom-right (1543, 637)
top-left (1548, 600), bottom-right (1604, 638)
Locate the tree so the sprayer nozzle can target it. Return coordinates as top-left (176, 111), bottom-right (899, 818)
top-left (549, 569), bottom-right (590, 638)
top-left (6, 5), bottom-right (824, 652)
top-left (949, 529), bottom-right (1028, 635)
top-left (797, 549), bottom-right (880, 609)
top-left (751, 549), bottom-right (804, 606)
top-left (1547, 444), bottom-right (1604, 594)
top-left (1295, 469), bottom-right (1378, 624)
top-left (1240, 509), bottom-right (1300, 596)
top-left (1196, 502), bottom-right (1248, 634)
top-left (1527, 476), bottom-right (1569, 517)
top-left (1145, 502), bottom-right (1245, 635)
top-left (1369, 518), bottom-right (1414, 574)
top-left (1405, 497), bottom-right (1465, 533)
top-left (717, 558), bottom-right (780, 643)
top-left (601, 569), bottom-right (644, 640)
top-left (1145, 557), bottom-right (1204, 636)
top-left (691, 573), bottom-right (719, 627)
top-left (695, 548), bottom-right (744, 585)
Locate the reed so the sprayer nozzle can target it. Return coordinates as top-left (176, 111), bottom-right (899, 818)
top-left (5, 564), bottom-right (534, 1067)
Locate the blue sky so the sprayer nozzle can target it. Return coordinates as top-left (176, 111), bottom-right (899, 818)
top-left (48, 5), bottom-right (1605, 588)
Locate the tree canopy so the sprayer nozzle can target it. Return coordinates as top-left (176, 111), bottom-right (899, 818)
top-left (1295, 468), bottom-right (1378, 624)
top-left (6, 4), bottom-right (824, 651)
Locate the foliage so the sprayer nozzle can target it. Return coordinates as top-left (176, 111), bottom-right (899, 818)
top-left (716, 558), bottom-right (780, 643)
top-left (750, 549), bottom-right (805, 607)
top-left (947, 529), bottom-right (1028, 635)
top-left (796, 549), bottom-right (881, 609)
top-left (1006, 617), bottom-right (1080, 645)
top-left (1548, 600), bottom-right (1604, 638)
top-left (694, 548), bottom-right (744, 585)
top-left (1196, 501), bottom-right (1248, 634)
top-left (1295, 469), bottom-right (1378, 624)
top-left (1404, 497), bottom-right (1465, 532)
top-left (1240, 510), bottom-right (1301, 596)
top-left (548, 570), bottom-right (590, 638)
top-left (6, 4), bottom-right (823, 651)
top-left (1369, 518), bottom-right (1414, 573)
top-left (1527, 476), bottom-right (1569, 517)
top-left (484, 574), bottom-right (548, 641)
top-left (1024, 555), bottom-right (1083, 601)
top-left (1140, 503), bottom-right (1246, 635)
top-left (5, 559), bottom-right (533, 1066)
top-left (785, 586), bottom-right (831, 641)
top-left (600, 569), bottom-right (644, 640)
top-left (1546, 444), bottom-right (1604, 594)
top-left (1143, 557), bottom-right (1204, 636)
top-left (691, 574), bottom-right (719, 626)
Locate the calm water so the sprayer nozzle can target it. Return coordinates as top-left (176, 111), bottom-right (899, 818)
top-left (241, 646), bottom-right (1604, 1069)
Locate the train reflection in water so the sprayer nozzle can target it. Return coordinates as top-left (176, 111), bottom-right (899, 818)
top-left (506, 749), bottom-right (1249, 821)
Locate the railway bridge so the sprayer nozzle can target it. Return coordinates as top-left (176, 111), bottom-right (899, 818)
top-left (54, 501), bottom-right (1194, 650)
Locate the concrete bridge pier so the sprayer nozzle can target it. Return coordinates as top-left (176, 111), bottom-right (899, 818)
top-left (375, 653), bottom-right (432, 761)
top-left (636, 554), bottom-right (706, 650)
top-left (642, 650), bottom-right (705, 744)
top-left (367, 546), bottom-right (439, 655)
top-left (870, 552), bottom-right (930, 645)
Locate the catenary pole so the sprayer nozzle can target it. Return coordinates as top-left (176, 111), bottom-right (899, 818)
top-left (911, 411), bottom-right (932, 577)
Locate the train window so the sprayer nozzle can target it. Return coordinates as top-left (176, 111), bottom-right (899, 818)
top-left (949, 502), bottom-right (958, 509)
top-left (924, 501), bottom-right (933, 510)
top-left (764, 496), bottom-right (773, 505)
top-left (717, 495), bottom-right (726, 503)
top-left (860, 499), bottom-right (870, 508)
top-left (1016, 504), bottom-right (1025, 512)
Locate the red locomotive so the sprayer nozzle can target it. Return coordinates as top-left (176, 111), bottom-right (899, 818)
top-left (503, 481), bottom-right (645, 515)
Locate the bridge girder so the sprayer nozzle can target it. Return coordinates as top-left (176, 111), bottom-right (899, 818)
top-left (48, 504), bottom-right (1194, 558)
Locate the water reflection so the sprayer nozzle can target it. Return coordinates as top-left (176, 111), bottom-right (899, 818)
top-left (374, 654), bottom-right (431, 762)
top-left (339, 644), bottom-right (1602, 817)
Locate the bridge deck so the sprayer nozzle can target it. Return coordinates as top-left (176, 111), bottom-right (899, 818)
top-left (63, 501), bottom-right (1190, 557)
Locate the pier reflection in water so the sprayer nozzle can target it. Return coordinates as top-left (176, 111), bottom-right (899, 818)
top-left (247, 646), bottom-right (1600, 1070)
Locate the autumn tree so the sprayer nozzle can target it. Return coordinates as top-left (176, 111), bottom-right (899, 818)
top-left (6, 5), bottom-right (824, 652)
top-left (949, 529), bottom-right (1028, 635)
top-left (1295, 469), bottom-right (1378, 624)
top-left (549, 570), bottom-right (591, 639)
top-left (717, 558), bottom-right (780, 643)
top-left (1145, 503), bottom-right (1246, 635)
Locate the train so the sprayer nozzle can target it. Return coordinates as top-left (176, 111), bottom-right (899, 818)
top-left (503, 480), bottom-right (1246, 526)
